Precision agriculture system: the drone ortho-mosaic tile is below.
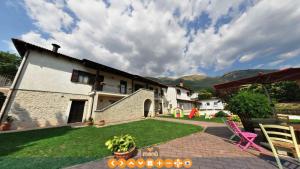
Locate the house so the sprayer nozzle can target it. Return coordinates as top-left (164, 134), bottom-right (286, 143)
top-left (165, 81), bottom-right (195, 113)
top-left (198, 98), bottom-right (229, 116)
top-left (0, 39), bottom-right (168, 130)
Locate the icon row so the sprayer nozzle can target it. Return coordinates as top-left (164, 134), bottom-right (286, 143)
top-left (107, 158), bottom-right (192, 168)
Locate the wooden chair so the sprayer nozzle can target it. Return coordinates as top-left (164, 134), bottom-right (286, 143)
top-left (277, 114), bottom-right (290, 125)
top-left (259, 124), bottom-right (300, 169)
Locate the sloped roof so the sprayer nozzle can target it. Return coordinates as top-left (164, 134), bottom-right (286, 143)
top-left (12, 38), bottom-right (167, 88)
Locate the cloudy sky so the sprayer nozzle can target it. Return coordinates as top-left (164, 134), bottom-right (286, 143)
top-left (1, 0), bottom-right (300, 77)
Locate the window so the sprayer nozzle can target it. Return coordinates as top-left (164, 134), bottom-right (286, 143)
top-left (176, 89), bottom-right (181, 95)
top-left (120, 80), bottom-right (127, 94)
top-left (187, 92), bottom-right (190, 96)
top-left (206, 102), bottom-right (210, 106)
top-left (71, 70), bottom-right (95, 85)
top-left (214, 102), bottom-right (218, 106)
top-left (155, 89), bottom-right (159, 95)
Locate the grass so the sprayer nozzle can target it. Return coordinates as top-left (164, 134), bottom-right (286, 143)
top-left (0, 119), bottom-right (202, 169)
top-left (159, 114), bottom-right (224, 123)
top-left (289, 119), bottom-right (300, 123)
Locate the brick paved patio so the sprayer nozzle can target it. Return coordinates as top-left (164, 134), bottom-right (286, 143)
top-left (66, 118), bottom-right (299, 169)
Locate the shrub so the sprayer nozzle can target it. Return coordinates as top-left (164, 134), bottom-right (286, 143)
top-left (227, 91), bottom-right (272, 118)
top-left (105, 134), bottom-right (136, 153)
top-left (231, 115), bottom-right (241, 122)
top-left (227, 91), bottom-right (272, 132)
top-left (214, 111), bottom-right (227, 117)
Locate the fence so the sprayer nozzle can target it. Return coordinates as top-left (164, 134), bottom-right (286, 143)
top-left (276, 109), bottom-right (300, 115)
top-left (0, 75), bottom-right (14, 87)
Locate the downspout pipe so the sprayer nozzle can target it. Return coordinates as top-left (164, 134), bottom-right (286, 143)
top-left (89, 69), bottom-right (100, 119)
top-left (0, 50), bottom-right (30, 122)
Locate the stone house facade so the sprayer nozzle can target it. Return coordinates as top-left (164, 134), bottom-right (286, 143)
top-left (0, 39), bottom-right (167, 130)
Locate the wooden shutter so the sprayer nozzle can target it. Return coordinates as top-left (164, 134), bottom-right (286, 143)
top-left (71, 70), bottom-right (79, 82)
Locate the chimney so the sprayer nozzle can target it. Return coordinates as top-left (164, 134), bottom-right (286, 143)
top-left (179, 79), bottom-right (184, 87)
top-left (52, 43), bottom-right (60, 53)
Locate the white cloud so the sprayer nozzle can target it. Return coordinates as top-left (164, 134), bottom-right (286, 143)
top-left (187, 0), bottom-right (300, 70)
top-left (268, 59), bottom-right (285, 67)
top-left (23, 0), bottom-right (74, 32)
top-left (19, 0), bottom-right (300, 77)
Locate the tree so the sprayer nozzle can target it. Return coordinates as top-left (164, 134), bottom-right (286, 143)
top-left (269, 81), bottom-right (300, 102)
top-left (0, 51), bottom-right (21, 77)
top-left (197, 88), bottom-right (214, 100)
top-left (241, 81), bottom-right (300, 102)
top-left (227, 91), bottom-right (272, 132)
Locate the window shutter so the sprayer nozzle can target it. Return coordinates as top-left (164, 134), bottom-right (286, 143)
top-left (71, 70), bottom-right (79, 82)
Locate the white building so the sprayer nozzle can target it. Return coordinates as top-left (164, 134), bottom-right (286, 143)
top-left (0, 39), bottom-right (168, 130)
top-left (198, 98), bottom-right (229, 115)
top-left (165, 82), bottom-right (195, 113)
top-left (199, 98), bottom-right (224, 110)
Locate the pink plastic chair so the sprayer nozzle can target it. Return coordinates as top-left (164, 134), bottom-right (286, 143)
top-left (227, 120), bottom-right (262, 152)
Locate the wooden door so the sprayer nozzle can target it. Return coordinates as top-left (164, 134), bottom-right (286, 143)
top-left (68, 101), bottom-right (85, 123)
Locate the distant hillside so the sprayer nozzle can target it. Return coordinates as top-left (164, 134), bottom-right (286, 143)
top-left (221, 69), bottom-right (276, 82)
top-left (148, 69), bottom-right (277, 91)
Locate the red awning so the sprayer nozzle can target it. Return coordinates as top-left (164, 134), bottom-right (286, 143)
top-left (214, 68), bottom-right (300, 90)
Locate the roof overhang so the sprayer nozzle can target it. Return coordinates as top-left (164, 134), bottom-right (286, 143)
top-left (214, 68), bottom-right (300, 90)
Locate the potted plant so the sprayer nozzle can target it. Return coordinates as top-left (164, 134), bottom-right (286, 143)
top-left (0, 116), bottom-right (14, 131)
top-left (105, 134), bottom-right (136, 159)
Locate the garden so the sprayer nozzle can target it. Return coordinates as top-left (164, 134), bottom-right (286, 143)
top-left (0, 119), bottom-right (202, 169)
top-left (159, 112), bottom-right (226, 123)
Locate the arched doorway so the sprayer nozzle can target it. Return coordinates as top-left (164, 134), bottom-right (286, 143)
top-left (144, 99), bottom-right (152, 117)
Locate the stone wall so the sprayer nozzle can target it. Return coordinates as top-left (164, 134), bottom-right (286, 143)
top-left (4, 90), bottom-right (91, 129)
top-left (94, 89), bottom-right (154, 124)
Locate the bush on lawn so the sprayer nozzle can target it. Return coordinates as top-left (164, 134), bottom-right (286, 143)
top-left (231, 115), bottom-right (241, 122)
top-left (214, 111), bottom-right (227, 117)
top-left (227, 91), bottom-right (272, 132)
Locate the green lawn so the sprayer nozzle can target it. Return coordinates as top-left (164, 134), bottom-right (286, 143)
top-left (159, 114), bottom-right (224, 123)
top-left (0, 119), bottom-right (202, 169)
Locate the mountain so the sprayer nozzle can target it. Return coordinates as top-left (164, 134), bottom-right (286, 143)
top-left (221, 69), bottom-right (276, 82)
top-left (148, 69), bottom-right (277, 91)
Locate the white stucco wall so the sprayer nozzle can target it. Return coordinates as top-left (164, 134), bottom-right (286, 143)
top-left (16, 50), bottom-right (163, 96)
top-left (166, 86), bottom-right (192, 110)
top-left (16, 50), bottom-right (94, 95)
top-left (176, 88), bottom-right (191, 101)
top-left (199, 99), bottom-right (224, 110)
top-left (166, 87), bottom-right (178, 109)
top-left (100, 71), bottom-right (133, 94)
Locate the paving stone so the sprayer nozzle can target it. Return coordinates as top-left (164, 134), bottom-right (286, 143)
top-left (65, 118), bottom-right (298, 169)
